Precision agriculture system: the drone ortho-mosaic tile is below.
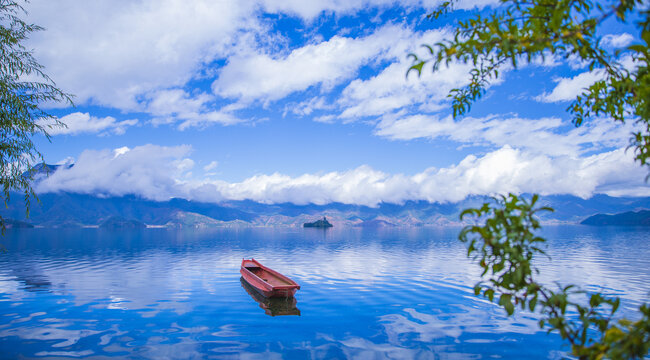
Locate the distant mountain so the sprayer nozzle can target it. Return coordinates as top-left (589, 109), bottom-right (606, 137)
top-left (1, 189), bottom-right (649, 228)
top-left (22, 163), bottom-right (73, 180)
top-left (99, 216), bottom-right (146, 229)
top-left (2, 219), bottom-right (34, 228)
top-left (581, 210), bottom-right (650, 226)
top-left (0, 192), bottom-right (255, 227)
top-left (354, 219), bottom-right (396, 228)
top-left (538, 194), bottom-right (650, 223)
top-left (165, 211), bottom-right (252, 228)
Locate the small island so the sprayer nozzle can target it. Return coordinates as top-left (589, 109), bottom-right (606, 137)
top-left (303, 216), bottom-right (333, 228)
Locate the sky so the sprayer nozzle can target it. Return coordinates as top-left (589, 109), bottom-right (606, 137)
top-left (21, 0), bottom-right (650, 206)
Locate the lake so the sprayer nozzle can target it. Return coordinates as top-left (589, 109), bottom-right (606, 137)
top-left (0, 226), bottom-right (648, 359)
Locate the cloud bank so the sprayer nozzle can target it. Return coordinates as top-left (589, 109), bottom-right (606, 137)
top-left (35, 144), bottom-right (649, 206)
top-left (36, 145), bottom-right (194, 201)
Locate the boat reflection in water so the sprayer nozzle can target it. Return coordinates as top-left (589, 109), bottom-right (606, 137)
top-left (240, 277), bottom-right (301, 316)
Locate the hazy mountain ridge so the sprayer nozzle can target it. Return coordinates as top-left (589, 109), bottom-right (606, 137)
top-left (1, 191), bottom-right (650, 228)
top-left (99, 216), bottom-right (147, 229)
top-left (581, 210), bottom-right (650, 226)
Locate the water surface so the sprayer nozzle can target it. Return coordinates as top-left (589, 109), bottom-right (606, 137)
top-left (0, 226), bottom-right (648, 359)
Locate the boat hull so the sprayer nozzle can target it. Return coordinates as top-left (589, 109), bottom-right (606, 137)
top-left (240, 258), bottom-right (300, 298)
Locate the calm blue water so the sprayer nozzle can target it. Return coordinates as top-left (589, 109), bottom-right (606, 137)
top-left (0, 226), bottom-right (648, 359)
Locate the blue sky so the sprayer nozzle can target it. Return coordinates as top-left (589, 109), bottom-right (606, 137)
top-left (23, 0), bottom-right (649, 205)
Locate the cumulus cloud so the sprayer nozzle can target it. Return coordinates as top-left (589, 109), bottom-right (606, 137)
top-left (25, 1), bottom-right (493, 129)
top-left (36, 145), bottom-right (194, 201)
top-left (286, 97), bottom-right (333, 117)
top-left (213, 24), bottom-right (421, 103)
top-left (375, 114), bottom-right (636, 156)
top-left (145, 89), bottom-right (214, 118)
top-left (267, 27), bottom-right (497, 123)
top-left (337, 56), bottom-right (474, 120)
top-left (23, 0), bottom-right (468, 113)
top-left (145, 89), bottom-right (242, 129)
top-left (535, 71), bottom-right (605, 103)
top-left (25, 0), bottom-right (260, 110)
top-left (36, 144), bottom-right (648, 206)
top-left (223, 25), bottom-right (479, 122)
top-left (203, 161), bottom-right (219, 172)
top-left (536, 56), bottom-right (637, 103)
top-left (39, 112), bottom-right (137, 136)
top-left (602, 33), bottom-right (634, 48)
top-left (193, 146), bottom-right (647, 205)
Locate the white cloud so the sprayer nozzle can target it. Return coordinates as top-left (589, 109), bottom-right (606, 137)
top-left (224, 25), bottom-right (479, 122)
top-left (113, 147), bottom-right (130, 157)
top-left (39, 112), bottom-right (137, 136)
top-left (286, 97), bottom-right (332, 116)
top-left (375, 114), bottom-right (636, 156)
top-left (145, 89), bottom-right (242, 129)
top-left (196, 146), bottom-right (647, 205)
top-left (36, 144), bottom-right (649, 206)
top-left (145, 89), bottom-right (214, 118)
top-left (602, 33), bottom-right (634, 48)
top-left (36, 145), bottom-right (194, 201)
top-left (175, 111), bottom-right (243, 131)
top-left (22, 0), bottom-right (501, 131)
top-left (337, 55), bottom-right (474, 120)
top-left (536, 71), bottom-right (605, 103)
top-left (23, 0), bottom-right (498, 130)
top-left (203, 161), bottom-right (219, 172)
top-left (213, 24), bottom-right (424, 103)
top-left (259, 0), bottom-right (496, 20)
top-left (25, 1), bottom-right (458, 111)
top-left (537, 55), bottom-right (637, 103)
top-left (265, 27), bottom-right (503, 123)
top-left (25, 0), bottom-right (260, 110)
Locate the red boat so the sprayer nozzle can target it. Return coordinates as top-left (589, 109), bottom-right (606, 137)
top-left (240, 258), bottom-right (300, 298)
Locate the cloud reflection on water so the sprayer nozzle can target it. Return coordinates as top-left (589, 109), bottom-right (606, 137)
top-left (0, 227), bottom-right (648, 358)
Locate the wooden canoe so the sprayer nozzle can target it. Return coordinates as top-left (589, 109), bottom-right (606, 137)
top-left (240, 258), bottom-right (300, 298)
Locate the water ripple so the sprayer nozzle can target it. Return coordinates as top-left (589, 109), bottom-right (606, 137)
top-left (0, 226), bottom-right (647, 358)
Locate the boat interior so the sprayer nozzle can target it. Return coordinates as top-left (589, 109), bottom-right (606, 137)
top-left (244, 266), bottom-right (293, 286)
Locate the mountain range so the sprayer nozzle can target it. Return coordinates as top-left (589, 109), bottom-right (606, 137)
top-left (1, 191), bottom-right (650, 228)
top-left (581, 210), bottom-right (650, 226)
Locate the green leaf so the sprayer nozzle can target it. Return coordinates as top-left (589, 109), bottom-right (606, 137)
top-left (504, 299), bottom-right (515, 315)
top-left (612, 297), bottom-right (620, 314)
top-left (407, 60), bottom-right (425, 78)
top-left (485, 288), bottom-right (495, 302)
top-left (528, 297), bottom-right (537, 312)
top-left (628, 44), bottom-right (646, 53)
top-left (499, 294), bottom-right (514, 315)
